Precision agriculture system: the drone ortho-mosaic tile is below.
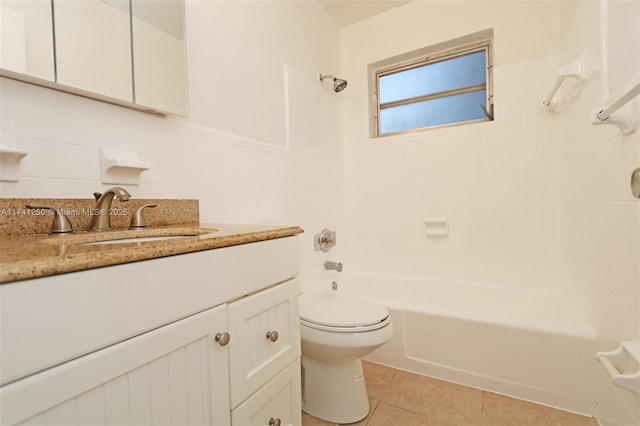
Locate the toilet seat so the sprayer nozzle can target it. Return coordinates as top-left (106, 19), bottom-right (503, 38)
top-left (299, 292), bottom-right (390, 333)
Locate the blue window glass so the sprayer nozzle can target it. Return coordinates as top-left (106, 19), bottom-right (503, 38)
top-left (379, 51), bottom-right (486, 104)
top-left (376, 46), bottom-right (492, 136)
top-left (379, 90), bottom-right (487, 134)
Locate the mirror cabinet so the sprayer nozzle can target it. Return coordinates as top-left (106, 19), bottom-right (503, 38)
top-left (0, 0), bottom-right (55, 82)
top-left (132, 0), bottom-right (188, 115)
top-left (0, 0), bottom-right (188, 116)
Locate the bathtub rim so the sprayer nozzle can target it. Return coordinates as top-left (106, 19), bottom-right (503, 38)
top-left (323, 271), bottom-right (597, 340)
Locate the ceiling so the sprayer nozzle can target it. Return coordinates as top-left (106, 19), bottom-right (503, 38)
top-left (318, 0), bottom-right (414, 27)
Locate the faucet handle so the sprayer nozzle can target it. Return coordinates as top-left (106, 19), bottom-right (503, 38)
top-left (314, 229), bottom-right (337, 252)
top-left (130, 204), bottom-right (157, 228)
top-left (26, 205), bottom-right (73, 234)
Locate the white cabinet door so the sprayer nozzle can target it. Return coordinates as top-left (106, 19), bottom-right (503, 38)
top-left (0, 305), bottom-right (231, 426)
top-left (231, 360), bottom-right (302, 426)
top-left (227, 279), bottom-right (301, 408)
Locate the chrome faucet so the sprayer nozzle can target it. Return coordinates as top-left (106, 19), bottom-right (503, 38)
top-left (324, 261), bottom-right (343, 272)
top-left (89, 187), bottom-right (131, 232)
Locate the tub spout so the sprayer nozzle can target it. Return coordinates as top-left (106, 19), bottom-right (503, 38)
top-left (324, 261), bottom-right (343, 272)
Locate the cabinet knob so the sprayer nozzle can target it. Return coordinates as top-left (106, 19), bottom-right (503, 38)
top-left (215, 332), bottom-right (230, 346)
top-left (269, 418), bottom-right (281, 426)
top-left (266, 331), bottom-right (279, 342)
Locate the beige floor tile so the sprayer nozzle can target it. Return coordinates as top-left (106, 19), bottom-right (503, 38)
top-left (302, 410), bottom-right (337, 426)
top-left (483, 393), bottom-right (599, 426)
top-left (302, 399), bottom-right (379, 426)
top-left (367, 403), bottom-right (435, 426)
top-left (341, 399), bottom-right (379, 425)
top-left (362, 360), bottom-right (397, 400)
top-left (380, 370), bottom-right (483, 426)
top-left (303, 362), bottom-right (597, 426)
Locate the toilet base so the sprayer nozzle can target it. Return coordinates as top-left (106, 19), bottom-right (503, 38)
top-left (301, 355), bottom-right (370, 424)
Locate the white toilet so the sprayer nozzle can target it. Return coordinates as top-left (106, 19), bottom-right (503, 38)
top-left (299, 291), bottom-right (393, 423)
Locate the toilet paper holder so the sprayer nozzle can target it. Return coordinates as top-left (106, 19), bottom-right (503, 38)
top-left (596, 340), bottom-right (640, 396)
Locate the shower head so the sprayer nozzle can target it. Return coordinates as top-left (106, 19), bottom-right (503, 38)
top-left (320, 73), bottom-right (348, 92)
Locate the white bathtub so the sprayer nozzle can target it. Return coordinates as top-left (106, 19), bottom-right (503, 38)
top-left (334, 273), bottom-right (598, 416)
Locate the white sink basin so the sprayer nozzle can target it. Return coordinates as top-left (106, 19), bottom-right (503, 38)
top-left (82, 235), bottom-right (191, 245)
top-left (42, 227), bottom-right (218, 247)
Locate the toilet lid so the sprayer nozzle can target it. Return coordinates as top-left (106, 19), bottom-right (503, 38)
top-left (299, 291), bottom-right (389, 329)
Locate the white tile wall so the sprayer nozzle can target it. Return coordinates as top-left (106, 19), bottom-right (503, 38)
top-left (341, 1), bottom-right (638, 423)
top-left (558, 1), bottom-right (639, 424)
top-left (341, 2), bottom-right (564, 289)
top-left (0, 0), bottom-right (347, 285)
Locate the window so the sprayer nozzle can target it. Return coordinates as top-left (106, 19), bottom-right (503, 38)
top-left (371, 31), bottom-right (493, 137)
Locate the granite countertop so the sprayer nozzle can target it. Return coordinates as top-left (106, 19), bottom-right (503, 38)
top-left (0, 198), bottom-right (303, 284)
top-left (0, 223), bottom-right (304, 284)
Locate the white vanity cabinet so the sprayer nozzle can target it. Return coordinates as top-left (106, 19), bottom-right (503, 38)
top-left (0, 236), bottom-right (301, 426)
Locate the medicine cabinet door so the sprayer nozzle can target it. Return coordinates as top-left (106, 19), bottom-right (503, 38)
top-left (0, 0), bottom-right (55, 82)
top-left (53, 0), bottom-right (133, 102)
top-left (131, 0), bottom-right (189, 116)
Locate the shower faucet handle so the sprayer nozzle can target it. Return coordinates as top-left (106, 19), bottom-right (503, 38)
top-left (314, 228), bottom-right (336, 252)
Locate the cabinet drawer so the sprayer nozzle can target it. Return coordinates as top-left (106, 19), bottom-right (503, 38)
top-left (228, 279), bottom-right (300, 408)
top-left (231, 360), bottom-right (301, 426)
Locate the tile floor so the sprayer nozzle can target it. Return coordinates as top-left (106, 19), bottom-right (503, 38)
top-left (302, 360), bottom-right (598, 426)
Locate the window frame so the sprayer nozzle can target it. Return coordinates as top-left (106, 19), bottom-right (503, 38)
top-left (372, 37), bottom-right (494, 137)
